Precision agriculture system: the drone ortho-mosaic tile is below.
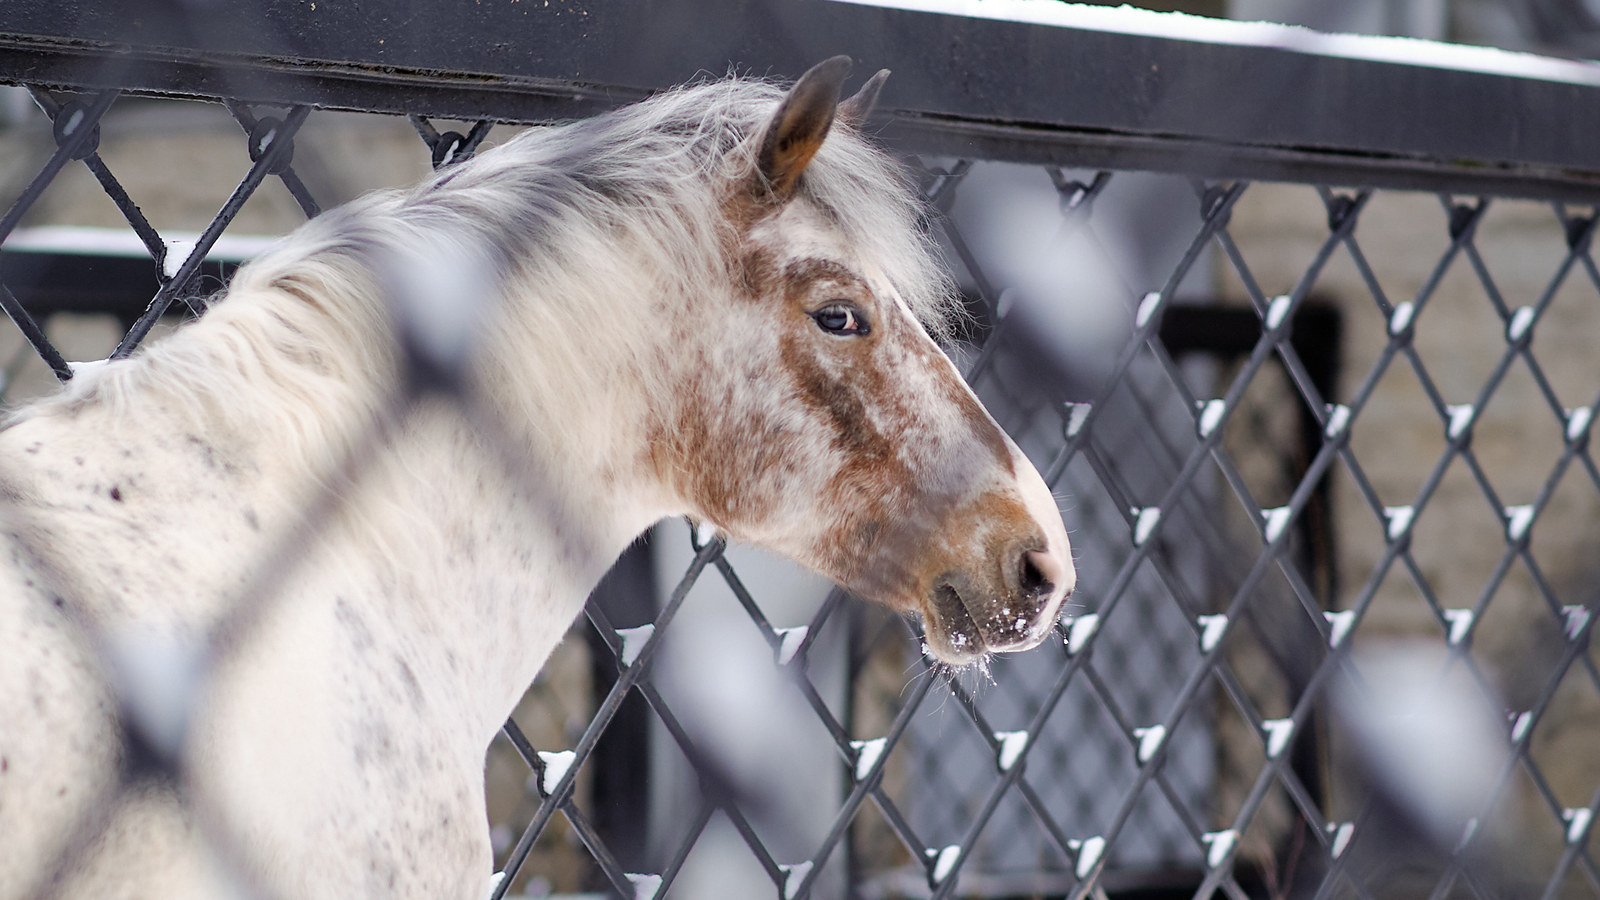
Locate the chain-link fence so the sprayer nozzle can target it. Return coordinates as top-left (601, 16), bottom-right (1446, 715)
top-left (2, 5), bottom-right (1599, 900)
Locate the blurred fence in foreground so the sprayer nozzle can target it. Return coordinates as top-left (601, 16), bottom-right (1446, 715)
top-left (2, 2), bottom-right (1599, 897)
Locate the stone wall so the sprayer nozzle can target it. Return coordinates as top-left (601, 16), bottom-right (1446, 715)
top-left (1218, 183), bottom-right (1600, 887)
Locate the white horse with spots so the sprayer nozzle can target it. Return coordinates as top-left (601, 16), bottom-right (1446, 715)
top-left (0, 59), bottom-right (1073, 899)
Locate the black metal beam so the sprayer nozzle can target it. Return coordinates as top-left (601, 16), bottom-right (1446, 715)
top-left (0, 247), bottom-right (218, 327)
top-left (5, 0), bottom-right (1600, 199)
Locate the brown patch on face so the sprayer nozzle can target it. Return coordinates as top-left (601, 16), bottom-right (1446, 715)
top-left (664, 192), bottom-right (1051, 652)
top-left (760, 265), bottom-right (1029, 599)
top-left (851, 517), bottom-right (882, 550)
top-left (780, 340), bottom-right (884, 461)
top-left (773, 331), bottom-right (949, 609)
top-left (776, 298), bottom-right (939, 486)
top-left (718, 185), bottom-right (799, 304)
top-left (781, 258), bottom-right (867, 307)
top-left (642, 354), bottom-right (802, 533)
top-left (734, 243), bottom-right (869, 310)
top-left (769, 317), bottom-right (913, 592)
top-left (719, 178), bottom-right (784, 243)
top-left (737, 246), bottom-right (780, 300)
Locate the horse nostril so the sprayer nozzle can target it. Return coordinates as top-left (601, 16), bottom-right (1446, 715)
top-left (1019, 549), bottom-right (1055, 600)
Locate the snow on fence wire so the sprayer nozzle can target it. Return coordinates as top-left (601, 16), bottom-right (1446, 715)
top-left (3, 13), bottom-right (1600, 900)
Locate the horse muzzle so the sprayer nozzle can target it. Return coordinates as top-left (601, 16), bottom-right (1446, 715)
top-left (922, 534), bottom-right (1074, 665)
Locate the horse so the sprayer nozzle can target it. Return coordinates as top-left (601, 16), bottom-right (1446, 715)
top-left (0, 57), bottom-right (1074, 899)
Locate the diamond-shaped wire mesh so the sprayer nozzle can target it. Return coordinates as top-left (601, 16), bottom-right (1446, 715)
top-left (0, 62), bottom-right (1597, 900)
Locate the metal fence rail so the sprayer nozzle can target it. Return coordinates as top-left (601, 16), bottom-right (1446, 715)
top-left (1, 4), bottom-right (1599, 899)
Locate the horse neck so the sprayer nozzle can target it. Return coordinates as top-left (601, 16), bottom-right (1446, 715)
top-left (313, 258), bottom-right (684, 738)
top-left (249, 233), bottom-right (698, 742)
top-left (431, 264), bottom-right (690, 729)
top-left (42, 250), bottom-right (681, 745)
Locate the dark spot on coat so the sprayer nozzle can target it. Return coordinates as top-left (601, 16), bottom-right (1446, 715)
top-left (853, 518), bottom-right (883, 550)
top-left (737, 247), bottom-right (780, 299)
top-left (396, 658), bottom-right (423, 707)
top-left (109, 486), bottom-right (122, 502)
top-left (1, 756), bottom-right (7, 773)
top-left (335, 596), bottom-right (374, 651)
top-left (184, 434), bottom-right (231, 472)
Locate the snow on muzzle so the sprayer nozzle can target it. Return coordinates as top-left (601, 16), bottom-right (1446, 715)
top-left (921, 523), bottom-right (1074, 666)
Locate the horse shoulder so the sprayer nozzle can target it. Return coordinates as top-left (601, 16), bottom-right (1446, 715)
top-left (191, 554), bottom-right (491, 897)
top-left (0, 514), bottom-right (120, 898)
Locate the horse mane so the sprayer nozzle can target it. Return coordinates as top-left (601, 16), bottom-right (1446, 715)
top-left (392, 73), bottom-right (961, 336)
top-left (12, 75), bottom-right (959, 460)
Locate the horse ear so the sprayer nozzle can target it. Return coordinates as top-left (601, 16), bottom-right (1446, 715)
top-left (756, 55), bottom-right (853, 198)
top-left (838, 69), bottom-right (890, 129)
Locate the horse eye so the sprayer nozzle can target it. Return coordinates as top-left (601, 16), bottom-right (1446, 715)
top-left (812, 304), bottom-right (868, 336)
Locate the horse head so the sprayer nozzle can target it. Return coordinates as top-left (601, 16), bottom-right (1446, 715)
top-left (651, 58), bottom-right (1075, 665)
